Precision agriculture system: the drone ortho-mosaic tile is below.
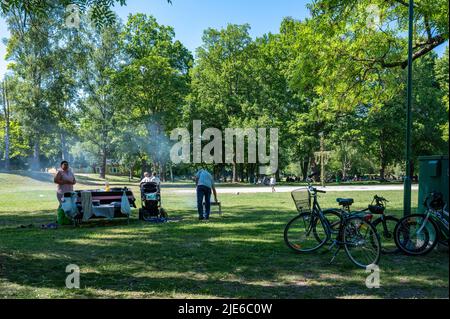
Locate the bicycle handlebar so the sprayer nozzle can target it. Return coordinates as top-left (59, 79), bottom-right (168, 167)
top-left (307, 185), bottom-right (326, 194)
top-left (305, 175), bottom-right (326, 194)
top-left (374, 195), bottom-right (389, 203)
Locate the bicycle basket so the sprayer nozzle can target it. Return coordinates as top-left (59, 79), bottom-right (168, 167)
top-left (291, 188), bottom-right (311, 213)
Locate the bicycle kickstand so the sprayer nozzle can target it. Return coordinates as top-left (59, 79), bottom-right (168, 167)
top-left (329, 247), bottom-right (341, 265)
top-left (320, 240), bottom-right (336, 255)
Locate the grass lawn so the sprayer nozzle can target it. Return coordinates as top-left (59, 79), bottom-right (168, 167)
top-left (0, 172), bottom-right (448, 299)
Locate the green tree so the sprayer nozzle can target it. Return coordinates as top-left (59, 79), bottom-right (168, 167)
top-left (78, 20), bottom-right (123, 179)
top-left (114, 14), bottom-right (192, 179)
top-left (188, 24), bottom-right (258, 181)
top-left (4, 7), bottom-right (63, 170)
top-left (435, 46), bottom-right (449, 142)
top-left (287, 0), bottom-right (449, 113)
top-left (1, 1), bottom-right (173, 28)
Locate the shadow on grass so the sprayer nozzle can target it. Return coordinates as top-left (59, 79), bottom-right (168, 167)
top-left (0, 201), bottom-right (448, 298)
top-left (1, 170), bottom-right (54, 183)
top-left (0, 210), bottom-right (56, 228)
top-left (0, 236), bottom-right (448, 299)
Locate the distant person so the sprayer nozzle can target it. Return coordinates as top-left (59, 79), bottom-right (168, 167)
top-left (54, 161), bottom-right (76, 204)
top-left (194, 169), bottom-right (218, 221)
top-left (150, 172), bottom-right (161, 186)
top-left (270, 176), bottom-right (277, 193)
top-left (140, 172), bottom-right (152, 184)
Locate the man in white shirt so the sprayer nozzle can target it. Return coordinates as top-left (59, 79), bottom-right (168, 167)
top-left (194, 169), bottom-right (218, 220)
top-left (140, 172), bottom-right (152, 184)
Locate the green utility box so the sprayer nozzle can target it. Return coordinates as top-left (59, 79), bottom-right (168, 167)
top-left (418, 155), bottom-right (449, 213)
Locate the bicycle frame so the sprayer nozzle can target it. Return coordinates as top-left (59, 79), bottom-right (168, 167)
top-left (417, 206), bottom-right (449, 244)
top-left (306, 185), bottom-right (333, 241)
top-left (307, 184), bottom-right (361, 248)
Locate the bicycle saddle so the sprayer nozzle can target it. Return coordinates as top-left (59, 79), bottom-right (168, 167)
top-left (336, 198), bottom-right (354, 206)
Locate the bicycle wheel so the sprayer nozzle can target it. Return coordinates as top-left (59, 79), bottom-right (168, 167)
top-left (322, 209), bottom-right (342, 237)
top-left (372, 215), bottom-right (400, 254)
top-left (343, 217), bottom-right (381, 268)
top-left (394, 214), bottom-right (437, 256)
top-left (284, 212), bottom-right (328, 253)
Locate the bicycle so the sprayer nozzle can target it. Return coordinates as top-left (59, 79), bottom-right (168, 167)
top-left (283, 176), bottom-right (381, 268)
top-left (394, 191), bottom-right (449, 256)
top-left (368, 195), bottom-right (400, 254)
top-left (322, 195), bottom-right (400, 254)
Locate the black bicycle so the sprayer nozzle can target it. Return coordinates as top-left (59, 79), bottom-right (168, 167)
top-left (322, 195), bottom-right (400, 254)
top-left (284, 176), bottom-right (381, 268)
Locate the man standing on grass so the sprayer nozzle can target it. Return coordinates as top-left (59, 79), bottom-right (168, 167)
top-left (194, 168), bottom-right (218, 221)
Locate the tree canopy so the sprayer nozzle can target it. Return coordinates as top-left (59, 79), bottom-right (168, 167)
top-left (1, 1), bottom-right (448, 181)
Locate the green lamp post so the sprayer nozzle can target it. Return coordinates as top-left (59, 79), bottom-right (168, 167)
top-left (403, 0), bottom-right (414, 216)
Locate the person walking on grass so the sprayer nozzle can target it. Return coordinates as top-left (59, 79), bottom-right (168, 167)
top-left (194, 168), bottom-right (218, 221)
top-left (270, 175), bottom-right (277, 193)
top-left (54, 161), bottom-right (76, 204)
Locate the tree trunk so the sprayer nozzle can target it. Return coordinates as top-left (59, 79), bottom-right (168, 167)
top-left (301, 157), bottom-right (309, 181)
top-left (32, 141), bottom-right (40, 171)
top-left (249, 163), bottom-right (255, 184)
top-left (141, 157), bottom-right (147, 178)
top-left (239, 163), bottom-right (244, 182)
top-left (380, 166), bottom-right (386, 181)
top-left (232, 162), bottom-right (237, 183)
top-left (169, 164), bottom-right (174, 182)
top-left (4, 120), bottom-right (10, 170)
top-left (61, 131), bottom-right (69, 161)
top-left (160, 162), bottom-right (166, 182)
top-left (2, 79), bottom-right (10, 171)
top-left (310, 157), bottom-right (319, 182)
top-left (100, 150), bottom-right (107, 179)
top-left (379, 143), bottom-right (386, 181)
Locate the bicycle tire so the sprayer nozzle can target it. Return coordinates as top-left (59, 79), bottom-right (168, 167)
top-left (322, 209), bottom-right (343, 235)
top-left (284, 212), bottom-right (328, 253)
top-left (394, 214), bottom-right (438, 256)
top-left (343, 216), bottom-right (381, 268)
top-left (372, 215), bottom-right (401, 254)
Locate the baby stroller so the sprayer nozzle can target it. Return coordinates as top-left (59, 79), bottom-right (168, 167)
top-left (138, 182), bottom-right (167, 220)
